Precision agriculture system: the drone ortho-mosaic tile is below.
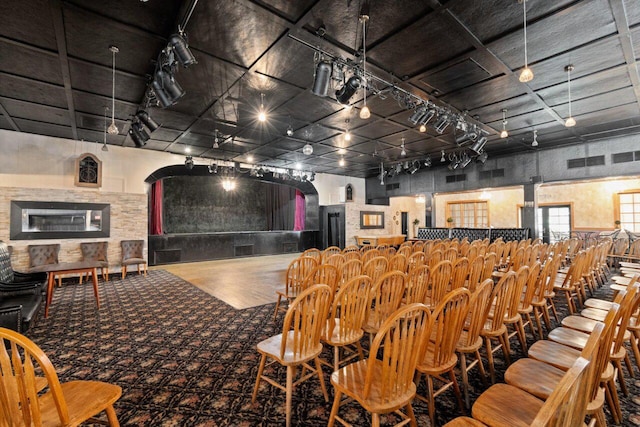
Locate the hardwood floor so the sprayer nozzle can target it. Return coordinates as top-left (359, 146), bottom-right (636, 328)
top-left (151, 253), bottom-right (300, 309)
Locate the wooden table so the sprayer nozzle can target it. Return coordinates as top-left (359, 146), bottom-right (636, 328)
top-left (30, 261), bottom-right (101, 317)
top-left (355, 235), bottom-right (406, 247)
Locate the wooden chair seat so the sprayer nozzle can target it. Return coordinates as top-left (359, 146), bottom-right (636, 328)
top-left (583, 298), bottom-right (613, 311)
top-left (257, 331), bottom-right (323, 365)
top-left (547, 326), bottom-right (591, 349)
top-left (38, 381), bottom-right (122, 425)
top-left (444, 417), bottom-right (488, 427)
top-left (471, 383), bottom-right (547, 427)
top-left (504, 358), bottom-right (565, 399)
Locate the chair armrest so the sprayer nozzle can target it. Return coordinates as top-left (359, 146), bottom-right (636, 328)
top-left (0, 282), bottom-right (41, 296)
top-left (13, 271), bottom-right (48, 283)
top-left (0, 305), bottom-right (22, 332)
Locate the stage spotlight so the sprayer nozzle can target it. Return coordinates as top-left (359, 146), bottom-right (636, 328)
top-left (408, 160), bottom-right (420, 174)
top-left (185, 156), bottom-right (194, 170)
top-left (309, 172), bottom-right (316, 182)
top-left (208, 163), bottom-right (218, 174)
top-left (312, 61), bottom-right (333, 97)
top-left (419, 109), bottom-right (436, 126)
top-left (129, 121), bottom-right (150, 147)
top-left (424, 156), bottom-right (432, 167)
top-left (168, 34), bottom-right (197, 67)
top-left (470, 135), bottom-right (487, 154)
top-left (477, 151), bottom-right (489, 164)
top-left (460, 153), bottom-right (472, 168)
top-left (433, 114), bottom-right (451, 134)
top-left (335, 75), bottom-right (362, 105)
top-left (136, 110), bottom-right (160, 132)
top-left (152, 68), bottom-right (185, 108)
top-left (408, 106), bottom-right (427, 125)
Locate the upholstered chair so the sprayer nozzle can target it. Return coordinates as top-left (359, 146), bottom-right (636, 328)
top-left (120, 240), bottom-right (147, 279)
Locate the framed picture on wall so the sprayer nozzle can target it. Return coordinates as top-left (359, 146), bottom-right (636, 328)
top-left (345, 183), bottom-right (354, 202)
top-left (75, 153), bottom-right (102, 188)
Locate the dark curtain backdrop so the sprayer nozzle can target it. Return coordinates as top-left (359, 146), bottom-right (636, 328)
top-left (266, 184), bottom-right (296, 230)
top-left (150, 180), bottom-right (163, 235)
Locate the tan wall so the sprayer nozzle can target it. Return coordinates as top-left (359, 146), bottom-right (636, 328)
top-left (1, 187), bottom-right (147, 272)
top-left (537, 178), bottom-right (640, 230)
top-left (434, 187), bottom-right (524, 228)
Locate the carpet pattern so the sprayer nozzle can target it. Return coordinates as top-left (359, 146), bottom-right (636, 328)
top-left (25, 270), bottom-right (640, 426)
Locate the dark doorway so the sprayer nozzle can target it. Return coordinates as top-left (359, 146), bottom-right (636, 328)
top-left (401, 212), bottom-right (408, 237)
top-left (328, 212), bottom-right (341, 247)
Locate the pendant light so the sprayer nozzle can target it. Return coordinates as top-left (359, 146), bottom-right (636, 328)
top-left (400, 137), bottom-right (406, 156)
top-left (102, 106), bottom-right (109, 151)
top-left (440, 150), bottom-right (446, 162)
top-left (107, 46), bottom-right (119, 134)
top-left (344, 119), bottom-right (352, 141)
top-left (531, 129), bottom-right (539, 146)
top-left (359, 11), bottom-right (370, 120)
top-left (518, 0), bottom-right (534, 83)
top-left (564, 65), bottom-right (576, 127)
top-left (500, 108), bottom-right (509, 138)
top-left (258, 93), bottom-right (267, 122)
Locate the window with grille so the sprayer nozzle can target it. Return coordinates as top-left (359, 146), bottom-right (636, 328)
top-left (617, 192), bottom-right (640, 233)
top-left (446, 201), bottom-right (488, 228)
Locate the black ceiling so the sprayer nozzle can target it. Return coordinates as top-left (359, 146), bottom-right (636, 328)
top-left (2, 0), bottom-right (640, 178)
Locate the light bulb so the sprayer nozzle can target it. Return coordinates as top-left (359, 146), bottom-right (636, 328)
top-left (107, 121), bottom-right (119, 135)
top-left (344, 130), bottom-right (351, 141)
top-left (258, 111), bottom-right (266, 122)
top-left (519, 67), bottom-right (534, 83)
top-left (339, 158), bottom-right (345, 167)
top-left (247, 155), bottom-right (254, 162)
top-left (338, 148), bottom-right (346, 154)
top-left (565, 116), bottom-right (576, 127)
top-left (359, 105), bottom-right (370, 119)
top-left (295, 162), bottom-right (302, 170)
top-left (401, 147), bottom-right (406, 156)
top-left (419, 124), bottom-right (426, 133)
top-left (500, 129), bottom-right (508, 138)
top-left (286, 125), bottom-right (294, 136)
top-left (302, 144), bottom-right (313, 155)
top-left (440, 150), bottom-right (446, 162)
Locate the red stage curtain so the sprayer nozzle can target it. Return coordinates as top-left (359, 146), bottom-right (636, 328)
top-left (150, 180), bottom-right (163, 235)
top-left (293, 190), bottom-right (305, 231)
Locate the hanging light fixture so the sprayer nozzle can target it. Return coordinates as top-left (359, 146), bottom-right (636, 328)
top-left (102, 106), bottom-right (109, 152)
top-left (359, 9), bottom-right (371, 120)
top-left (258, 93), bottom-right (267, 122)
top-left (344, 119), bottom-right (352, 141)
top-left (564, 65), bottom-right (576, 127)
top-left (440, 150), bottom-right (446, 162)
top-left (339, 157), bottom-right (345, 167)
top-left (500, 108), bottom-right (509, 138)
top-left (379, 161), bottom-right (385, 185)
top-left (400, 137), bottom-right (406, 156)
top-left (302, 142), bottom-right (313, 155)
top-left (107, 46), bottom-right (119, 134)
top-left (519, 0), bottom-right (534, 83)
top-left (532, 129), bottom-right (539, 146)
top-left (213, 129), bottom-right (220, 148)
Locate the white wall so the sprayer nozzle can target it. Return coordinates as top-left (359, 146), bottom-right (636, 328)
top-left (312, 173), bottom-right (366, 205)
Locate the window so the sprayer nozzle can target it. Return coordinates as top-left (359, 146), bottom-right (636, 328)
top-left (617, 192), bottom-right (640, 233)
top-left (446, 201), bottom-right (488, 227)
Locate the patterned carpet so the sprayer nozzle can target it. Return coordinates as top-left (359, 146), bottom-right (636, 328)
top-left (25, 269), bottom-right (640, 426)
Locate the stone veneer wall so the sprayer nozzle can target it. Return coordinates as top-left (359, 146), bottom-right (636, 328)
top-left (0, 187), bottom-right (147, 272)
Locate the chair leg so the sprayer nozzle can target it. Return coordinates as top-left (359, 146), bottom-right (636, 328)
top-left (372, 413), bottom-right (381, 427)
top-left (484, 337), bottom-right (496, 384)
top-left (449, 369), bottom-right (464, 414)
top-left (104, 405), bottom-right (120, 427)
top-left (516, 319), bottom-right (528, 353)
top-left (605, 378), bottom-right (622, 424)
top-left (499, 332), bottom-right (511, 365)
top-left (548, 298), bottom-right (560, 323)
top-left (406, 402), bottom-right (417, 427)
top-left (460, 353), bottom-right (471, 409)
top-left (273, 295), bottom-right (282, 321)
top-left (251, 354), bottom-right (267, 402)
top-left (314, 357), bottom-right (329, 402)
top-left (614, 360), bottom-right (629, 396)
top-left (328, 390), bottom-right (342, 427)
top-left (286, 365), bottom-right (294, 427)
top-left (121, 266), bottom-right (126, 280)
top-left (630, 333), bottom-right (640, 370)
top-left (533, 308), bottom-right (545, 340)
top-left (624, 353), bottom-right (635, 379)
top-left (427, 374), bottom-right (436, 427)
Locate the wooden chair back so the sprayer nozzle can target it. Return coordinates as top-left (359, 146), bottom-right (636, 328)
top-left (343, 250), bottom-right (361, 262)
top-left (407, 252), bottom-right (426, 274)
top-left (280, 284), bottom-right (333, 360)
top-left (443, 247), bottom-right (458, 263)
top-left (450, 257), bottom-right (470, 290)
top-left (459, 279), bottom-right (494, 348)
top-left (366, 271), bottom-right (407, 332)
top-left (422, 288), bottom-right (471, 367)
top-left (364, 303), bottom-right (432, 401)
top-left (339, 259), bottom-right (363, 288)
top-left (485, 271), bottom-right (516, 335)
top-left (405, 264), bottom-right (430, 305)
top-left (285, 256), bottom-right (318, 296)
top-left (506, 266), bottom-right (530, 320)
top-left (412, 240), bottom-right (425, 253)
top-left (611, 280), bottom-right (640, 355)
top-left (459, 241), bottom-right (471, 257)
top-left (361, 249), bottom-right (382, 265)
top-left (510, 247), bottom-right (525, 271)
top-left (360, 244), bottom-right (376, 254)
top-left (466, 255), bottom-right (485, 292)
top-left (302, 248), bottom-right (322, 261)
top-left (428, 260), bottom-right (453, 309)
top-left (342, 245), bottom-right (360, 254)
top-left (388, 254), bottom-right (408, 273)
top-left (364, 256), bottom-right (388, 284)
top-left (481, 252), bottom-right (497, 282)
top-left (325, 253), bottom-right (346, 270)
top-left (428, 249), bottom-right (444, 269)
top-left (467, 245), bottom-right (479, 262)
top-left (325, 276), bottom-right (372, 343)
top-left (302, 264), bottom-right (340, 293)
top-left (397, 245), bottom-right (412, 259)
top-left (0, 327), bottom-right (121, 426)
top-left (322, 246), bottom-right (342, 262)
top-left (520, 261), bottom-right (542, 312)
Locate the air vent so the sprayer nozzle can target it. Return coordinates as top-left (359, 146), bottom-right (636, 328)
top-left (385, 183), bottom-right (400, 191)
top-left (636, 151), bottom-right (640, 160)
top-left (568, 156), bottom-right (605, 169)
top-left (612, 152), bottom-right (634, 164)
top-left (479, 168), bottom-right (504, 180)
top-left (446, 174), bottom-right (466, 183)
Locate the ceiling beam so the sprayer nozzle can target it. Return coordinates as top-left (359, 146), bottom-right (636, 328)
top-left (49, 0), bottom-right (78, 140)
top-left (609, 0), bottom-right (640, 106)
top-left (0, 102), bottom-right (21, 131)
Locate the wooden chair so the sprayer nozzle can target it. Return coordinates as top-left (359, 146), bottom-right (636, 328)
top-left (253, 284), bottom-right (332, 427)
top-left (450, 257), bottom-right (470, 290)
top-left (425, 260), bottom-right (453, 310)
top-left (518, 261), bottom-right (542, 339)
top-left (363, 256), bottom-right (388, 284)
top-left (415, 288), bottom-right (471, 426)
top-left (80, 241), bottom-right (109, 282)
top-left (388, 253), bottom-right (407, 273)
top-left (328, 303), bottom-right (432, 427)
top-left (480, 252), bottom-right (497, 282)
top-left (302, 247), bottom-right (322, 261)
top-left (397, 245), bottom-right (412, 259)
top-left (323, 246), bottom-right (342, 262)
top-left (465, 357), bottom-right (591, 427)
top-left (342, 250), bottom-right (361, 262)
top-left (325, 253), bottom-right (346, 270)
top-left (530, 259), bottom-right (558, 339)
top-left (503, 265), bottom-right (530, 355)
top-left (444, 247), bottom-right (458, 263)
top-left (361, 248), bottom-right (381, 265)
top-left (342, 245), bottom-right (359, 254)
top-left (0, 327), bottom-right (121, 426)
top-left (404, 264), bottom-right (430, 305)
top-left (456, 279), bottom-right (494, 408)
top-left (321, 275), bottom-right (372, 371)
top-left (120, 239), bottom-right (147, 279)
top-left (481, 271), bottom-right (516, 383)
top-left (466, 255), bottom-right (484, 292)
top-left (273, 255), bottom-right (318, 320)
top-left (338, 259), bottom-right (363, 290)
top-left (407, 251), bottom-right (426, 274)
top-left (362, 271), bottom-right (407, 345)
top-left (302, 264), bottom-right (340, 293)
top-left (428, 249), bottom-right (444, 269)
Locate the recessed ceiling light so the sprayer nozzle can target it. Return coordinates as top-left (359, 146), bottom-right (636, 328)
top-left (295, 162), bottom-right (302, 170)
top-left (185, 147), bottom-right (191, 153)
top-left (247, 155), bottom-right (254, 162)
top-left (338, 148), bottom-right (346, 155)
